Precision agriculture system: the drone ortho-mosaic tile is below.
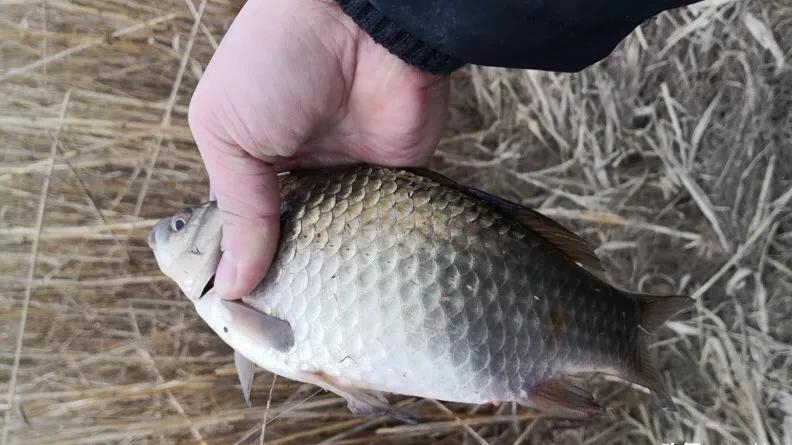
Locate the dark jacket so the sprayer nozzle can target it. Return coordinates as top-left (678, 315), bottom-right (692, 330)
top-left (336, 0), bottom-right (700, 74)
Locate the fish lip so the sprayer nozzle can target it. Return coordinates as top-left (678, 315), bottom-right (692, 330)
top-left (147, 229), bottom-right (156, 249)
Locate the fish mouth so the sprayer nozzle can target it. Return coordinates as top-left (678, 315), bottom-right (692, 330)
top-left (199, 274), bottom-right (215, 299)
top-left (147, 230), bottom-right (156, 249)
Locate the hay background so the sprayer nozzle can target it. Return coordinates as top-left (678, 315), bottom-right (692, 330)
top-left (1, 0), bottom-right (791, 444)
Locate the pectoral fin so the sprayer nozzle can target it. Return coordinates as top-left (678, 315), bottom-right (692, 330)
top-left (305, 372), bottom-right (418, 424)
top-left (234, 351), bottom-right (256, 407)
top-left (220, 300), bottom-right (294, 352)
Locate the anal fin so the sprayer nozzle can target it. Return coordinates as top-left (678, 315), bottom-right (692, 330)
top-left (306, 372), bottom-right (417, 424)
top-left (518, 376), bottom-right (603, 419)
top-left (234, 351), bottom-right (256, 407)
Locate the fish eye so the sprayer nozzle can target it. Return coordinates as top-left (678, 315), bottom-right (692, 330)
top-left (171, 217), bottom-right (186, 231)
top-left (170, 209), bottom-right (192, 232)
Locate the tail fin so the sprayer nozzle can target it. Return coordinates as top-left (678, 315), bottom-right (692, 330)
top-left (634, 293), bottom-right (693, 333)
top-left (633, 353), bottom-right (677, 411)
top-left (628, 292), bottom-right (693, 410)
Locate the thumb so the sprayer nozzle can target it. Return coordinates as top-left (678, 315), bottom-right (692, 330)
top-left (192, 123), bottom-right (281, 300)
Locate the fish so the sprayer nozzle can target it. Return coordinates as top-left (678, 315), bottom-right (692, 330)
top-left (148, 164), bottom-right (692, 421)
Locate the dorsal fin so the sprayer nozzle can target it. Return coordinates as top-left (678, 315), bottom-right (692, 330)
top-left (633, 292), bottom-right (693, 333)
top-left (464, 187), bottom-right (604, 271)
top-left (405, 167), bottom-right (604, 271)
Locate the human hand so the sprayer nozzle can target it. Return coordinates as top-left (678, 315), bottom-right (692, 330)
top-left (188, 0), bottom-right (450, 300)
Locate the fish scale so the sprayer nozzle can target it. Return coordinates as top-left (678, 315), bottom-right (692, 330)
top-left (149, 164), bottom-right (692, 418)
top-left (256, 166), bottom-right (606, 401)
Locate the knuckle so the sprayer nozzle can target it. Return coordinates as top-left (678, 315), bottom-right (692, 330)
top-left (215, 191), bottom-right (281, 223)
top-left (219, 206), bottom-right (279, 231)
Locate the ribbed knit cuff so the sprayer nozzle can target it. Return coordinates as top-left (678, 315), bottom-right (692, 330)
top-left (335, 0), bottom-right (464, 75)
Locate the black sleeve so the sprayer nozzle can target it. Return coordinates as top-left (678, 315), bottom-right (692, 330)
top-left (336, 0), bottom-right (700, 74)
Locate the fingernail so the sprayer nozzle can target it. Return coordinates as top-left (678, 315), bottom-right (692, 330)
top-left (214, 251), bottom-right (238, 299)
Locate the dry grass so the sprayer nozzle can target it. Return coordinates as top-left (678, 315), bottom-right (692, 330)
top-left (1, 0), bottom-right (791, 444)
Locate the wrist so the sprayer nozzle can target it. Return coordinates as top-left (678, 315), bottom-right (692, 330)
top-left (334, 0), bottom-right (463, 75)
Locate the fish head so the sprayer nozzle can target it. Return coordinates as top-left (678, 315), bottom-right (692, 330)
top-left (148, 201), bottom-right (222, 302)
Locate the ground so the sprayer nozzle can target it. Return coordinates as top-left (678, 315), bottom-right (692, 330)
top-left (1, 0), bottom-right (791, 444)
